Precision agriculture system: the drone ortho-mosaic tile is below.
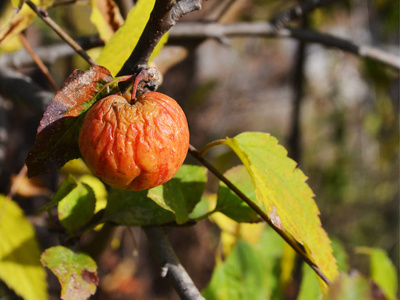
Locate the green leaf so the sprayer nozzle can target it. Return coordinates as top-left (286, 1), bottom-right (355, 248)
top-left (0, 195), bottom-right (48, 300)
top-left (331, 238), bottom-right (349, 272)
top-left (215, 165), bottom-right (259, 223)
top-left (57, 180), bottom-right (96, 235)
top-left (297, 264), bottom-right (323, 300)
top-left (222, 132), bottom-right (338, 288)
top-left (189, 192), bottom-right (216, 220)
top-left (147, 165), bottom-right (207, 224)
top-left (96, 0), bottom-right (168, 75)
top-left (103, 188), bottom-right (176, 226)
top-left (324, 273), bottom-right (379, 300)
top-left (103, 165), bottom-right (206, 226)
top-left (41, 246), bottom-right (98, 300)
top-left (37, 174), bottom-right (77, 213)
top-left (369, 249), bottom-right (398, 300)
top-left (357, 247), bottom-right (398, 300)
top-left (202, 239), bottom-right (276, 300)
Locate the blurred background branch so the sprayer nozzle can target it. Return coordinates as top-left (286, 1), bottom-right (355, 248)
top-left (1, 22), bottom-right (398, 71)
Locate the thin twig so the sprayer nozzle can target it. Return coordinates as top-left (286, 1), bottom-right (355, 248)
top-left (19, 33), bottom-right (58, 91)
top-left (25, 0), bottom-right (98, 66)
top-left (169, 22), bottom-right (400, 70)
top-left (188, 144), bottom-right (331, 286)
top-left (0, 36), bottom-right (103, 69)
top-left (143, 226), bottom-right (205, 300)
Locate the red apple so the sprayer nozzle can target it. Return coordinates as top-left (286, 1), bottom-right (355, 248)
top-left (78, 92), bottom-right (189, 191)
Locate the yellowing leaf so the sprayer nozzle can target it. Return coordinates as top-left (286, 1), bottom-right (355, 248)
top-left (97, 0), bottom-right (168, 75)
top-left (0, 0), bottom-right (54, 44)
top-left (222, 132), bottom-right (338, 290)
top-left (89, 0), bottom-right (124, 42)
top-left (0, 195), bottom-right (48, 300)
top-left (41, 246), bottom-right (98, 300)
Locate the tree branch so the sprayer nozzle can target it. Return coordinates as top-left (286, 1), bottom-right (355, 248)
top-left (169, 22), bottom-right (400, 70)
top-left (3, 21), bottom-right (399, 71)
top-left (143, 226), bottom-right (205, 300)
top-left (0, 66), bottom-right (54, 113)
top-left (117, 0), bottom-right (202, 76)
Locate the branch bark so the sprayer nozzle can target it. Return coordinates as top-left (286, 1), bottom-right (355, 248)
top-left (143, 226), bottom-right (205, 300)
top-left (117, 0), bottom-right (202, 76)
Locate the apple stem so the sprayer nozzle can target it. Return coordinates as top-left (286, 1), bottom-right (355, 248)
top-left (130, 73), bottom-right (144, 104)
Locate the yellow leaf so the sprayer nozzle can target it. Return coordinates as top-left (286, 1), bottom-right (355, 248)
top-left (60, 158), bottom-right (91, 176)
top-left (223, 132), bottom-right (338, 291)
top-left (210, 212), bottom-right (238, 257)
top-left (89, 0), bottom-right (124, 42)
top-left (0, 0), bottom-right (55, 45)
top-left (97, 0), bottom-right (168, 75)
top-left (79, 174), bottom-right (108, 212)
top-left (280, 243), bottom-right (296, 287)
top-left (211, 212), bottom-right (265, 258)
top-left (238, 222), bottom-right (265, 245)
top-left (0, 195), bottom-right (48, 300)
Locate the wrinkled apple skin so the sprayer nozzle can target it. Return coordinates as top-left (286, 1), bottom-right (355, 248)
top-left (79, 92), bottom-right (189, 191)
